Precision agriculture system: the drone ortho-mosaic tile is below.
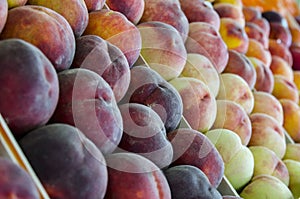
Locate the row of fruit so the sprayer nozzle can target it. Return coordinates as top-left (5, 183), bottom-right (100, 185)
top-left (1, 0), bottom-right (300, 198)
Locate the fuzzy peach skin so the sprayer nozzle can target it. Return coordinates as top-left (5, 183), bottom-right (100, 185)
top-left (211, 100), bottom-right (252, 145)
top-left (248, 113), bottom-right (286, 159)
top-left (280, 99), bottom-right (300, 143)
top-left (251, 91), bottom-right (284, 125)
top-left (284, 143), bottom-right (300, 162)
top-left (0, 0), bottom-right (7, 33)
top-left (272, 75), bottom-right (299, 104)
top-left (269, 39), bottom-right (293, 66)
top-left (246, 38), bottom-right (272, 68)
top-left (217, 73), bottom-right (254, 114)
top-left (245, 22), bottom-right (269, 49)
top-left (214, 2), bottom-right (245, 27)
top-left (270, 55), bottom-right (294, 81)
top-left (180, 53), bottom-right (220, 97)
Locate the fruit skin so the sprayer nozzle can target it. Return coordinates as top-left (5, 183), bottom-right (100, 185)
top-left (246, 38), bottom-right (272, 68)
top-left (0, 0), bottom-right (7, 33)
top-left (7, 0), bottom-right (27, 8)
top-left (249, 146), bottom-right (289, 185)
top-left (180, 53), bottom-right (220, 97)
top-left (248, 57), bottom-right (274, 93)
top-left (0, 157), bottom-right (39, 199)
top-left (223, 50), bottom-right (257, 89)
top-left (240, 175), bottom-right (294, 199)
top-left (169, 77), bottom-right (217, 132)
top-left (217, 73), bottom-right (254, 114)
top-left (106, 0), bottom-right (144, 24)
top-left (50, 68), bottom-right (123, 155)
top-left (245, 22), bottom-right (269, 49)
top-left (27, 0), bottom-right (89, 37)
top-left (211, 100), bottom-right (252, 145)
top-left (248, 113), bottom-right (286, 159)
top-left (167, 128), bottom-right (225, 188)
top-left (104, 152), bottom-right (171, 199)
top-left (284, 143), bottom-right (300, 162)
top-left (117, 103), bottom-right (173, 169)
top-left (272, 75), bottom-right (299, 104)
top-left (137, 21), bottom-right (187, 81)
top-left (206, 128), bottom-right (254, 191)
top-left (269, 22), bottom-right (292, 48)
top-left (120, 66), bottom-right (183, 133)
top-left (219, 17), bottom-right (249, 54)
top-left (270, 55), bottom-right (294, 81)
top-left (140, 0), bottom-right (189, 42)
top-left (84, 9), bottom-right (142, 67)
top-left (0, 39), bottom-right (59, 138)
top-left (290, 44), bottom-right (300, 70)
top-left (280, 99), bottom-right (300, 142)
top-left (164, 165), bottom-right (222, 199)
top-left (262, 10), bottom-right (288, 28)
top-left (179, 0), bottom-right (220, 29)
top-left (83, 0), bottom-right (105, 12)
top-left (283, 159), bottom-right (300, 199)
top-left (19, 123), bottom-right (108, 199)
top-left (214, 2), bottom-right (245, 27)
top-left (185, 22), bottom-right (229, 73)
top-left (0, 5), bottom-right (76, 71)
top-left (71, 35), bottom-right (130, 102)
top-left (251, 91), bottom-right (284, 125)
top-left (269, 39), bottom-right (293, 66)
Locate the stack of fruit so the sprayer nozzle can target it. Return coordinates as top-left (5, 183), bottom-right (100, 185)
top-left (1, 0), bottom-right (300, 198)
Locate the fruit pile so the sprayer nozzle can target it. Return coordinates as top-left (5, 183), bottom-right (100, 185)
top-left (1, 0), bottom-right (300, 198)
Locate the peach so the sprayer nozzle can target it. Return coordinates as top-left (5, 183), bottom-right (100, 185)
top-left (272, 75), bottom-right (299, 104)
top-left (120, 66), bottom-right (183, 133)
top-left (164, 165), bottom-right (222, 199)
top-left (211, 100), bottom-right (252, 145)
top-left (0, 0), bottom-right (7, 34)
top-left (185, 22), bottom-right (229, 73)
top-left (213, 0), bottom-right (243, 8)
top-left (283, 159), bottom-right (300, 199)
top-left (7, 0), bottom-right (27, 8)
top-left (248, 113), bottom-right (286, 159)
top-left (168, 128), bottom-right (225, 188)
top-left (240, 175), bottom-right (293, 199)
top-left (223, 50), bottom-right (257, 89)
top-left (214, 3), bottom-right (245, 27)
top-left (270, 55), bottom-right (294, 81)
top-left (251, 91), bottom-right (284, 125)
top-left (290, 44), bottom-right (300, 70)
top-left (284, 143), bottom-right (300, 162)
top-left (116, 103), bottom-right (173, 169)
top-left (180, 53), bottom-right (220, 97)
top-left (269, 22), bottom-right (292, 48)
top-left (248, 57), bottom-right (274, 93)
top-left (105, 152), bottom-right (171, 199)
top-left (246, 38), bottom-right (272, 68)
top-left (140, 0), bottom-right (189, 41)
top-left (280, 99), bottom-right (300, 142)
top-left (50, 68), bottom-right (123, 155)
top-left (19, 123), bottom-right (108, 199)
top-left (217, 73), bottom-right (254, 114)
top-left (169, 77), bottom-right (217, 132)
top-left (243, 6), bottom-right (261, 22)
top-left (268, 39), bottom-right (293, 66)
top-left (293, 70), bottom-right (300, 90)
top-left (245, 22), bottom-right (269, 49)
top-left (137, 21), bottom-right (187, 81)
top-left (285, 12), bottom-right (300, 47)
top-left (206, 128), bottom-right (254, 191)
top-left (179, 0), bottom-right (220, 29)
top-left (0, 39), bottom-right (59, 138)
top-left (27, 0), bottom-right (88, 37)
top-left (71, 35), bottom-right (130, 102)
top-left (83, 9), bottom-right (141, 67)
top-left (0, 5), bottom-right (76, 71)
top-left (83, 0), bottom-right (105, 12)
top-left (251, 17), bottom-right (270, 37)
top-left (106, 0), bottom-right (145, 24)
top-left (0, 157), bottom-right (39, 199)
top-left (262, 10), bottom-right (288, 28)
top-left (249, 146), bottom-right (289, 185)
top-left (219, 17), bottom-right (249, 54)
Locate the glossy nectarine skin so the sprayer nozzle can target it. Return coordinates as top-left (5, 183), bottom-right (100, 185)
top-left (50, 68), bottom-right (123, 155)
top-left (0, 39), bottom-right (59, 138)
top-left (71, 35), bottom-right (130, 102)
top-left (105, 152), bottom-right (171, 199)
top-left (168, 128), bottom-right (225, 188)
top-left (19, 123), bottom-right (108, 199)
top-left (0, 5), bottom-right (76, 71)
top-left (0, 157), bottom-right (39, 199)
